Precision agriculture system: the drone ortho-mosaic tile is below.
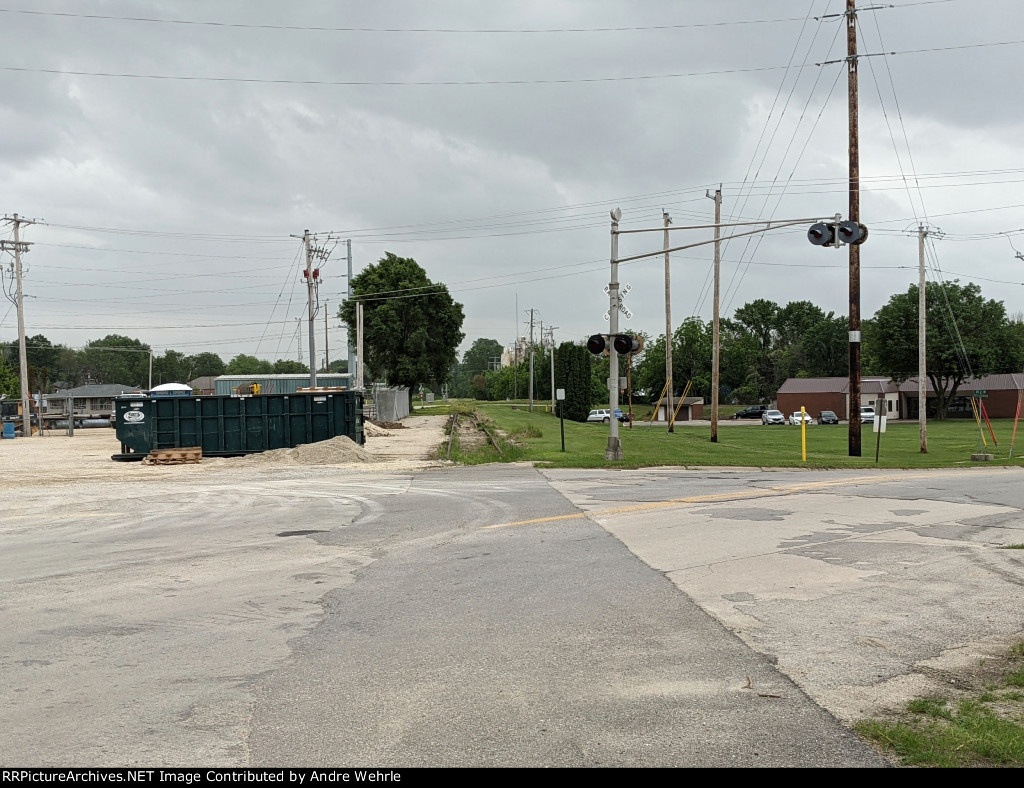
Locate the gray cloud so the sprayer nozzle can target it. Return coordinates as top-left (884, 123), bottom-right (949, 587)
top-left (2, 0), bottom-right (1023, 365)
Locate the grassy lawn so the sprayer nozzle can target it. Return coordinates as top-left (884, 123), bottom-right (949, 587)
top-left (453, 404), bottom-right (1024, 469)
top-left (855, 643), bottom-right (1024, 767)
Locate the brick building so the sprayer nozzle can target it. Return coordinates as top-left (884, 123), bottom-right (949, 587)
top-left (777, 374), bottom-right (1024, 421)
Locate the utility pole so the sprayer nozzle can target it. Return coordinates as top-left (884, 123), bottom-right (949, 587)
top-left (538, 318), bottom-right (544, 405)
top-left (346, 239), bottom-right (355, 381)
top-left (324, 299), bottom-right (330, 374)
top-left (709, 188), bottom-right (722, 443)
top-left (847, 0), bottom-right (863, 457)
top-left (355, 301), bottom-right (364, 389)
top-left (663, 211), bottom-right (674, 432)
top-left (919, 225), bottom-right (928, 453)
top-left (513, 294), bottom-right (519, 400)
top-left (303, 230), bottom-right (318, 388)
top-left (548, 326), bottom-right (558, 412)
top-left (528, 308), bottom-right (535, 412)
top-left (2, 214), bottom-right (37, 438)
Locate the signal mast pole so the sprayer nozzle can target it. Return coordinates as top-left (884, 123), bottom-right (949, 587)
top-left (847, 0), bottom-right (862, 456)
top-left (607, 209), bottom-right (623, 461)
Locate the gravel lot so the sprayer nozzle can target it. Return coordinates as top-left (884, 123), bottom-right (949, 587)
top-left (3, 416), bottom-right (450, 487)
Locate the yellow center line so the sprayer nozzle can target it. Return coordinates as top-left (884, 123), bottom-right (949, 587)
top-left (480, 469), bottom-right (972, 530)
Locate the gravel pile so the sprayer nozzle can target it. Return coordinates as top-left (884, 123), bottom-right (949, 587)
top-left (363, 422), bottom-right (391, 438)
top-left (229, 436), bottom-right (371, 466)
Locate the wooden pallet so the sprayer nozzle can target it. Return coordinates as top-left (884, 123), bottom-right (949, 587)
top-left (146, 447), bottom-right (202, 465)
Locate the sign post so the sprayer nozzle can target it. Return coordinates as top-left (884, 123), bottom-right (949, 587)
top-left (801, 406), bottom-right (807, 462)
top-left (873, 397), bottom-right (886, 463)
top-left (556, 388), bottom-right (566, 452)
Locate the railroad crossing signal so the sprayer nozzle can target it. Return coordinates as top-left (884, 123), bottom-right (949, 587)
top-left (808, 220), bottom-right (868, 248)
top-left (603, 282), bottom-right (633, 321)
top-left (587, 334), bottom-right (644, 356)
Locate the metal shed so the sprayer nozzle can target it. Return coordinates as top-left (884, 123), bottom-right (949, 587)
top-left (214, 374), bottom-right (353, 396)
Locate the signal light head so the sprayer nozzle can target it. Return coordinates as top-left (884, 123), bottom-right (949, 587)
top-left (808, 222), bottom-right (836, 247)
top-left (587, 334), bottom-right (607, 355)
top-left (613, 334), bottom-right (643, 354)
top-left (837, 220), bottom-right (868, 245)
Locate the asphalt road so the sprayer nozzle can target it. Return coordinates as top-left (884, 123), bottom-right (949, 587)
top-left (248, 465), bottom-right (881, 767)
top-left (6, 459), bottom-right (1023, 767)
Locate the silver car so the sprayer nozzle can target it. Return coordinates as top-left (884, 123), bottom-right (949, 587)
top-left (761, 409), bottom-right (785, 425)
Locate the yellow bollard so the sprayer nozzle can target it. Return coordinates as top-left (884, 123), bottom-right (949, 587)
top-left (801, 406), bottom-right (807, 462)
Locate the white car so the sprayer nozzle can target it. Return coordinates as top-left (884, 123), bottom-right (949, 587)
top-left (761, 409), bottom-right (785, 425)
top-left (860, 406), bottom-right (875, 424)
top-left (587, 409), bottom-right (627, 424)
top-left (789, 411), bottom-right (814, 426)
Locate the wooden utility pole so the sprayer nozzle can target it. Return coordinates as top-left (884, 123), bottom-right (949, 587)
top-left (355, 301), bottom-right (364, 389)
top-left (548, 326), bottom-right (558, 412)
top-left (2, 214), bottom-right (37, 438)
top-left (709, 188), bottom-right (722, 443)
top-left (528, 308), bottom-right (535, 412)
top-left (303, 230), bottom-right (318, 388)
top-left (663, 211), bottom-right (674, 432)
top-left (847, 0), bottom-right (862, 457)
top-left (346, 239), bottom-right (355, 379)
top-left (918, 226), bottom-right (928, 453)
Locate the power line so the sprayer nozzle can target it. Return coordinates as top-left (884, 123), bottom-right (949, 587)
top-left (0, 8), bottom-right (825, 34)
top-left (0, 2), bottom-right (966, 34)
top-left (0, 63), bottom-right (793, 87)
top-left (7, 37), bottom-right (1024, 87)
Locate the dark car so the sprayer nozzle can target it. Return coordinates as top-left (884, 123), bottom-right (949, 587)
top-left (819, 410), bottom-right (839, 424)
top-left (732, 405), bottom-right (767, 420)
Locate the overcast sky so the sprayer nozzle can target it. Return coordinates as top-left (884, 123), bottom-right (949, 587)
top-left (3, 0), bottom-right (1024, 371)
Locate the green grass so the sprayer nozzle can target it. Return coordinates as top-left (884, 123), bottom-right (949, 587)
top-left (465, 404), bottom-right (1024, 470)
top-left (855, 643), bottom-right (1024, 767)
top-left (999, 544), bottom-right (1024, 550)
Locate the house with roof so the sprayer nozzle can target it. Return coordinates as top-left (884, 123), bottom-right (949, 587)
top-left (41, 383), bottom-right (142, 426)
top-left (649, 396), bottom-right (705, 422)
top-left (776, 377), bottom-right (899, 420)
top-left (776, 374), bottom-right (1024, 420)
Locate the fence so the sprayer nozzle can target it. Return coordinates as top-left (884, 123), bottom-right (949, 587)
top-left (365, 385), bottom-right (410, 422)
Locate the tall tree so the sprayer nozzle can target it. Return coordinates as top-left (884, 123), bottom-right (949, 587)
top-left (82, 335), bottom-right (152, 386)
top-left (225, 354), bottom-right (274, 375)
top-left (273, 359), bottom-right (308, 374)
top-left (866, 281), bottom-right (1019, 418)
top-left (185, 352), bottom-right (226, 379)
top-left (717, 319), bottom-right (761, 403)
top-left (672, 318), bottom-right (712, 399)
top-left (802, 314), bottom-right (848, 377)
top-left (153, 350), bottom-right (189, 385)
top-left (554, 341), bottom-right (591, 422)
top-left (733, 299), bottom-right (780, 355)
top-left (453, 337), bottom-right (504, 398)
top-left (0, 354), bottom-right (18, 399)
top-left (339, 253), bottom-right (464, 405)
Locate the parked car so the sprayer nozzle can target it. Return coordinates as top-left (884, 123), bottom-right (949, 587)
top-left (761, 409), bottom-right (785, 425)
top-left (587, 408), bottom-right (628, 424)
top-left (818, 410), bottom-right (840, 424)
top-left (789, 411), bottom-right (814, 426)
top-left (860, 406), bottom-right (875, 424)
top-left (731, 405), bottom-right (767, 420)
